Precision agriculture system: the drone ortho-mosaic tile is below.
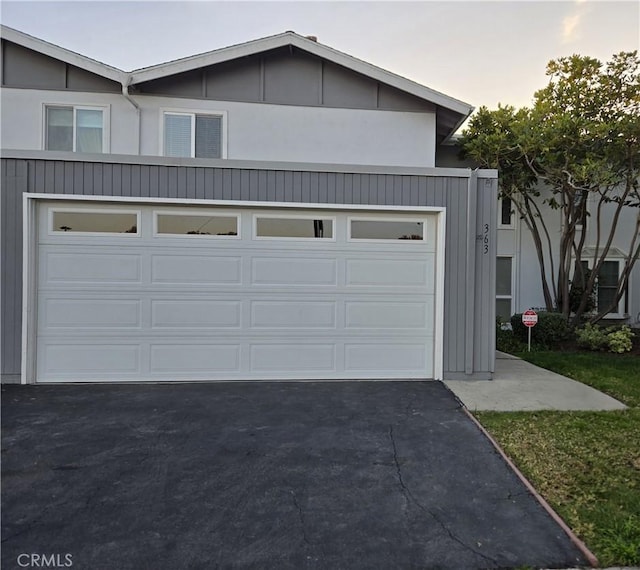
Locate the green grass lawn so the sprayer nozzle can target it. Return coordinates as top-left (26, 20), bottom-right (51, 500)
top-left (518, 351), bottom-right (640, 407)
top-left (475, 351), bottom-right (640, 566)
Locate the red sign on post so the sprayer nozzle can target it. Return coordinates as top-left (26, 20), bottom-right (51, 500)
top-left (522, 309), bottom-right (538, 328)
top-left (522, 309), bottom-right (538, 352)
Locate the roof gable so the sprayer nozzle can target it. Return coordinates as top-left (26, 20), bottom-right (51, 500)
top-left (0, 26), bottom-right (473, 141)
top-left (0, 25), bottom-right (124, 85)
top-left (130, 33), bottom-right (470, 107)
top-left (130, 32), bottom-right (472, 142)
top-left (134, 46), bottom-right (436, 114)
top-left (1, 39), bottom-right (122, 93)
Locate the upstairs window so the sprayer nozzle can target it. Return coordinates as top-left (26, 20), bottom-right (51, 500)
top-left (163, 112), bottom-right (223, 159)
top-left (499, 197), bottom-right (514, 228)
top-left (45, 106), bottom-right (105, 153)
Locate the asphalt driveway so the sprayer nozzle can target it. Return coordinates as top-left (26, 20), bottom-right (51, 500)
top-left (2, 381), bottom-right (586, 570)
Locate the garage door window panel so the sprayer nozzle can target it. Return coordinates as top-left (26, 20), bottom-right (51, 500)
top-left (349, 218), bottom-right (425, 241)
top-left (50, 209), bottom-right (140, 235)
top-left (155, 212), bottom-right (239, 237)
top-left (255, 215), bottom-right (335, 240)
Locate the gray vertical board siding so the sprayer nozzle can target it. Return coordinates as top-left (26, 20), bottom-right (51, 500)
top-left (1, 160), bottom-right (26, 377)
top-left (0, 157), bottom-right (496, 380)
top-left (66, 65), bottom-right (121, 93)
top-left (474, 177), bottom-right (498, 373)
top-left (263, 49), bottom-right (321, 106)
top-left (2, 41), bottom-right (65, 89)
top-left (322, 61), bottom-right (378, 109)
top-left (139, 165), bottom-right (150, 197)
top-left (204, 58), bottom-right (262, 102)
top-left (447, 178), bottom-right (467, 373)
top-left (465, 171), bottom-right (478, 374)
top-left (2, 40), bottom-right (120, 92)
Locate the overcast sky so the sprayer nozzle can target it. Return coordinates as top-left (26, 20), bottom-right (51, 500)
top-left (1, 0), bottom-right (638, 112)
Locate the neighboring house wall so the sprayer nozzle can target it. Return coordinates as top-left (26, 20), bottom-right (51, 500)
top-left (439, 145), bottom-right (638, 324)
top-left (0, 155), bottom-right (498, 382)
top-left (494, 188), bottom-right (639, 326)
top-left (508, 190), bottom-right (640, 323)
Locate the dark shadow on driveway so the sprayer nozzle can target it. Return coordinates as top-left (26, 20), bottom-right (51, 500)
top-left (2, 381), bottom-right (586, 569)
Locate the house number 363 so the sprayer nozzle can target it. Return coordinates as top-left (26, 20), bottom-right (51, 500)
top-left (483, 224), bottom-right (489, 254)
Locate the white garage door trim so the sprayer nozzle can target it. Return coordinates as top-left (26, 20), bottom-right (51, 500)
top-left (21, 194), bottom-right (446, 383)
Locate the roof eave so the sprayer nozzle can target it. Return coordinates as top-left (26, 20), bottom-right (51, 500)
top-left (128, 32), bottom-right (297, 84)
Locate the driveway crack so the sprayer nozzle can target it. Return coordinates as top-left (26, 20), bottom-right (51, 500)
top-left (388, 425), bottom-right (499, 567)
top-left (290, 490), bottom-right (311, 547)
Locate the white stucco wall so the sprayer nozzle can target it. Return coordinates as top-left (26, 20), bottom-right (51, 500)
top-left (0, 88), bottom-right (138, 154)
top-left (1, 88), bottom-right (437, 167)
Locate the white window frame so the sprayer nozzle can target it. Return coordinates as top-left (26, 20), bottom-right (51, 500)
top-left (153, 208), bottom-right (240, 239)
top-left (498, 197), bottom-right (515, 229)
top-left (253, 212), bottom-right (337, 241)
top-left (42, 104), bottom-right (110, 153)
top-left (160, 108), bottom-right (227, 159)
top-left (48, 206), bottom-right (140, 237)
top-left (347, 215), bottom-right (428, 243)
top-left (496, 255), bottom-right (514, 321)
top-left (581, 258), bottom-right (628, 319)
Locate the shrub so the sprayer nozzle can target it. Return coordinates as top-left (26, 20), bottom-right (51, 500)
top-left (496, 317), bottom-right (527, 354)
top-left (511, 311), bottom-right (572, 347)
top-left (576, 323), bottom-right (609, 351)
top-left (607, 326), bottom-right (634, 354)
top-left (575, 323), bottom-right (634, 353)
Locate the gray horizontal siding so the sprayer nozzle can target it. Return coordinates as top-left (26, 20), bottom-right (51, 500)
top-left (1, 157), bottom-right (496, 381)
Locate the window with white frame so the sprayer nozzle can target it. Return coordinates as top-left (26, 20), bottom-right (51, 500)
top-left (45, 106), bottom-right (106, 153)
top-left (581, 258), bottom-right (627, 318)
top-left (163, 112), bottom-right (223, 159)
top-left (498, 197), bottom-right (514, 228)
top-left (496, 256), bottom-right (513, 321)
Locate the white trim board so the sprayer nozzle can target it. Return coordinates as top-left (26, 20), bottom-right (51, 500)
top-left (0, 149), bottom-right (498, 179)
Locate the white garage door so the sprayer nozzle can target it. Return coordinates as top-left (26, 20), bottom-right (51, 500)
top-left (35, 201), bottom-right (439, 382)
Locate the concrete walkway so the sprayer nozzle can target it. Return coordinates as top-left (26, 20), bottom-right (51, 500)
top-left (444, 352), bottom-right (627, 412)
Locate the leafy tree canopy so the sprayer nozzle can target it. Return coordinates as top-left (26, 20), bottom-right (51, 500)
top-left (460, 51), bottom-right (640, 323)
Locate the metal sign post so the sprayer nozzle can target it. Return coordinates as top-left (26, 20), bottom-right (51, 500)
top-left (522, 309), bottom-right (538, 352)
